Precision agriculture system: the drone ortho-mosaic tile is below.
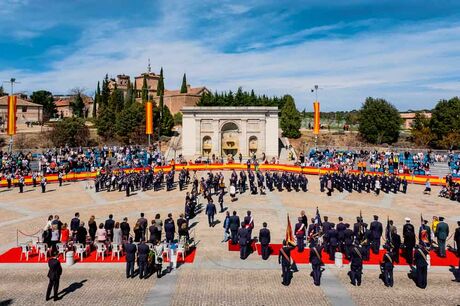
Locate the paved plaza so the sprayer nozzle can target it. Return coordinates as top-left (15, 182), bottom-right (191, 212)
top-left (0, 172), bottom-right (459, 305)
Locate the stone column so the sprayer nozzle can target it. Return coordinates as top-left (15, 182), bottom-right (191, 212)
top-left (212, 119), bottom-right (219, 156)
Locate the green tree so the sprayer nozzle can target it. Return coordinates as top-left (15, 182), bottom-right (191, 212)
top-left (180, 73), bottom-right (187, 93)
top-left (161, 105), bottom-right (174, 136)
top-left (430, 97), bottom-right (460, 148)
top-left (358, 97), bottom-right (402, 144)
top-left (157, 67), bottom-right (164, 96)
top-left (0, 85), bottom-right (6, 97)
top-left (50, 117), bottom-right (90, 147)
top-left (93, 81), bottom-right (100, 118)
top-left (410, 112), bottom-right (435, 147)
top-left (115, 102), bottom-right (145, 144)
top-left (124, 79), bottom-right (133, 108)
top-left (96, 105), bottom-right (116, 139)
top-left (280, 95), bottom-right (301, 138)
top-left (31, 90), bottom-right (57, 121)
top-left (108, 84), bottom-right (124, 113)
top-left (173, 112), bottom-right (183, 126)
top-left (71, 92), bottom-right (86, 118)
top-left (101, 74), bottom-right (110, 107)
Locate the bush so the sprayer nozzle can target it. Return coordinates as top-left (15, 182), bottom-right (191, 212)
top-left (50, 117), bottom-right (90, 147)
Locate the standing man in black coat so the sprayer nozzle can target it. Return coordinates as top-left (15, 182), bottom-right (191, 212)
top-left (238, 222), bottom-right (250, 259)
top-left (229, 211), bottom-right (240, 245)
top-left (70, 212), bottom-right (80, 240)
top-left (403, 217), bottom-right (416, 265)
top-left (348, 242), bottom-right (364, 286)
top-left (279, 240), bottom-right (292, 286)
top-left (205, 199), bottom-right (217, 227)
top-left (124, 237), bottom-right (137, 278)
top-left (104, 214), bottom-right (115, 242)
top-left (46, 252), bottom-right (62, 301)
top-left (370, 215), bottom-right (383, 254)
top-left (413, 244), bottom-right (429, 288)
top-left (295, 217), bottom-right (306, 252)
top-left (454, 221), bottom-right (460, 258)
top-left (164, 217), bottom-right (175, 243)
top-left (310, 242), bottom-right (324, 286)
top-left (244, 211), bottom-right (254, 238)
top-left (120, 217), bottom-right (131, 241)
top-left (381, 249), bottom-right (394, 287)
top-left (137, 239), bottom-right (150, 279)
top-left (259, 222), bottom-right (271, 260)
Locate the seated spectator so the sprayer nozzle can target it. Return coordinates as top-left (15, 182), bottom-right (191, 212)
top-left (96, 223), bottom-right (107, 243)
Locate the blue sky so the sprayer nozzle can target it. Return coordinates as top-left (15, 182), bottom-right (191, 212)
top-left (1, 0), bottom-right (459, 111)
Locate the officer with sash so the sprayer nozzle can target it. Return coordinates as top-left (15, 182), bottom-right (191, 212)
top-left (18, 174), bottom-right (25, 193)
top-left (41, 176), bottom-right (47, 193)
top-left (295, 217), bottom-right (306, 252)
top-left (412, 244), bottom-right (429, 288)
top-left (309, 241), bottom-right (324, 286)
top-left (380, 248), bottom-right (394, 287)
top-left (348, 241), bottom-right (364, 286)
top-left (278, 240), bottom-right (292, 286)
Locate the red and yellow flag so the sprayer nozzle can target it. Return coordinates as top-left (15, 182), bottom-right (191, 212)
top-left (145, 101), bottom-right (153, 135)
top-left (313, 101), bottom-right (320, 135)
top-left (285, 214), bottom-right (296, 246)
top-left (7, 95), bottom-right (17, 136)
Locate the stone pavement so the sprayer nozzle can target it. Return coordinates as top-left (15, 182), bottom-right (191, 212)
top-left (0, 171), bottom-right (459, 305)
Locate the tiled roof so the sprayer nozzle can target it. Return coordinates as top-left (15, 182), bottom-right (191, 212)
top-left (0, 96), bottom-right (43, 107)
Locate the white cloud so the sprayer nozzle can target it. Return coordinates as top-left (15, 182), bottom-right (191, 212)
top-left (1, 6), bottom-right (460, 111)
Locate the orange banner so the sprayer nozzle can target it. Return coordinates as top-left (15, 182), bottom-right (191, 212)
top-left (7, 95), bottom-right (17, 136)
top-left (145, 101), bottom-right (153, 135)
top-left (313, 101), bottom-right (320, 135)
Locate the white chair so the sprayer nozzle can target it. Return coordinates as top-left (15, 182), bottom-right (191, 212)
top-left (37, 243), bottom-right (49, 262)
top-left (95, 243), bottom-right (107, 261)
top-left (111, 243), bottom-right (122, 261)
top-left (74, 243), bottom-right (86, 262)
top-left (176, 244), bottom-right (185, 261)
top-left (56, 243), bottom-right (66, 262)
top-left (19, 243), bottom-right (30, 261)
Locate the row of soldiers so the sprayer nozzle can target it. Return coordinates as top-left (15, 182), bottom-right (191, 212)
top-left (94, 168), bottom-right (191, 196)
top-left (1, 171), bottom-right (65, 193)
top-left (320, 172), bottom-right (408, 195)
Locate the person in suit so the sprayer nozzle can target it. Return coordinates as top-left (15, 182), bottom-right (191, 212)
top-left (137, 213), bottom-right (148, 241)
top-left (137, 239), bottom-right (150, 279)
top-left (336, 216), bottom-right (347, 252)
top-left (454, 221), bottom-right (460, 258)
top-left (46, 252), bottom-right (62, 301)
top-left (164, 218), bottom-right (175, 243)
top-left (205, 199), bottom-right (217, 227)
top-left (310, 242), bottom-right (324, 286)
top-left (259, 222), bottom-right (271, 260)
top-left (238, 222), bottom-right (250, 259)
top-left (229, 211), bottom-right (240, 244)
top-left (124, 237), bottom-right (137, 278)
top-left (104, 214), bottom-right (115, 242)
top-left (222, 211), bottom-right (231, 242)
top-left (370, 215), bottom-right (383, 254)
top-left (435, 216), bottom-right (449, 257)
top-left (295, 217), bottom-right (306, 252)
top-left (413, 244), bottom-right (429, 288)
top-left (403, 217), bottom-right (416, 265)
top-left (391, 227), bottom-right (401, 263)
top-left (348, 242), bottom-right (364, 286)
top-left (327, 225), bottom-right (339, 261)
top-left (343, 223), bottom-right (354, 259)
top-left (278, 240), bottom-right (292, 286)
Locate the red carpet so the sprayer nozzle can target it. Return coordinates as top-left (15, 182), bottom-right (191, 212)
top-left (230, 242), bottom-right (459, 266)
top-left (0, 246), bottom-right (196, 264)
top-left (227, 240), bottom-right (256, 252)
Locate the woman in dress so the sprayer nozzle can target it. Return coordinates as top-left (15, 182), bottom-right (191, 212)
top-left (60, 223), bottom-right (70, 245)
top-left (133, 221), bottom-right (141, 242)
top-left (112, 222), bottom-right (122, 245)
top-left (88, 215), bottom-right (97, 242)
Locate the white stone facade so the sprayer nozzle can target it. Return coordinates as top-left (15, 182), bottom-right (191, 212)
top-left (182, 106), bottom-right (279, 159)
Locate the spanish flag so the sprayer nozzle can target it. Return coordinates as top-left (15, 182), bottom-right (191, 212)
top-left (285, 214), bottom-right (296, 246)
top-left (145, 101), bottom-right (153, 135)
top-left (313, 101), bottom-right (320, 135)
top-left (7, 95), bottom-right (17, 136)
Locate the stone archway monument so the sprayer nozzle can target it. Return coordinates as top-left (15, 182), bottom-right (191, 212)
top-left (182, 106), bottom-right (279, 159)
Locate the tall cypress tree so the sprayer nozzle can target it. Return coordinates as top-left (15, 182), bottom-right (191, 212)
top-left (125, 79), bottom-right (133, 108)
top-left (101, 74), bottom-right (110, 107)
top-left (141, 74), bottom-right (148, 103)
top-left (157, 67), bottom-right (164, 96)
top-left (93, 81), bottom-right (101, 118)
top-left (180, 73), bottom-right (187, 93)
